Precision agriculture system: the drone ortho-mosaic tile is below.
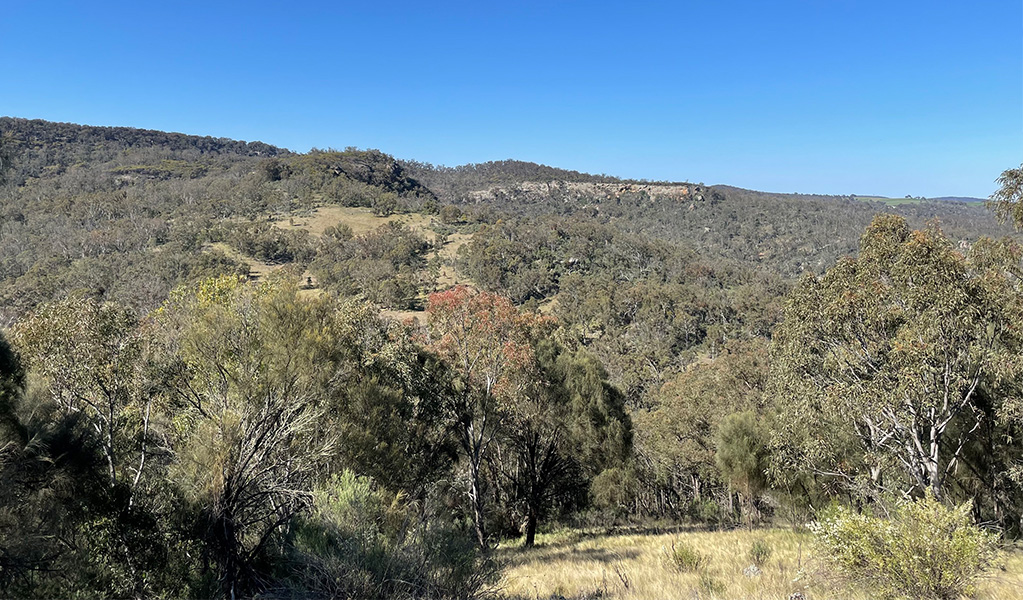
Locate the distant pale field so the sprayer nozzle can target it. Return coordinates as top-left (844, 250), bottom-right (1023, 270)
top-left (286, 206), bottom-right (475, 316)
top-left (207, 206), bottom-right (474, 310)
top-left (497, 528), bottom-right (1023, 600)
top-left (274, 205), bottom-right (437, 237)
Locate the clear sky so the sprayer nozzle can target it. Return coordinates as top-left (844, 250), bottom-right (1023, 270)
top-left (2, 1), bottom-right (1020, 197)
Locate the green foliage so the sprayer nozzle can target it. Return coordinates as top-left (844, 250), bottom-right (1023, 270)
top-left (230, 221), bottom-right (314, 264)
top-left (811, 494), bottom-right (999, 600)
top-left (590, 465), bottom-right (638, 524)
top-left (310, 222), bottom-right (432, 309)
top-left (408, 156), bottom-right (1013, 278)
top-left (748, 539), bottom-right (772, 568)
top-left (160, 276), bottom-right (344, 596)
top-left (770, 215), bottom-right (1023, 528)
top-left (697, 572), bottom-right (725, 596)
top-left (0, 133), bottom-right (12, 185)
top-left (715, 411), bottom-right (769, 523)
top-left (110, 159), bottom-right (209, 179)
top-left (280, 470), bottom-right (498, 600)
top-left (553, 348), bottom-right (633, 476)
top-left (987, 163), bottom-right (1023, 230)
top-left (664, 539), bottom-right (707, 572)
top-left (0, 311), bottom-right (204, 599)
top-left (289, 148), bottom-right (434, 199)
top-left (637, 338), bottom-right (769, 522)
top-left (11, 295), bottom-right (164, 492)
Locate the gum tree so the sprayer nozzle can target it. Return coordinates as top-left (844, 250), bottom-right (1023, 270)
top-left (771, 215), bottom-right (1023, 500)
top-left (425, 286), bottom-right (550, 548)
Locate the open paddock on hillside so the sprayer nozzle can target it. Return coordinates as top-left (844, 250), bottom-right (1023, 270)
top-left (273, 205), bottom-right (437, 237)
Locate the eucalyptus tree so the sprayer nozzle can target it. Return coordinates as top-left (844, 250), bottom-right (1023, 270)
top-left (987, 164), bottom-right (1023, 229)
top-left (11, 295), bottom-right (164, 498)
top-left (425, 285), bottom-right (552, 548)
top-left (770, 215), bottom-right (1023, 506)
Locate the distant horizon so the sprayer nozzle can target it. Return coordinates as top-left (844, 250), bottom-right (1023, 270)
top-left (4, 1), bottom-right (1019, 199)
top-left (0, 111), bottom-right (1006, 203)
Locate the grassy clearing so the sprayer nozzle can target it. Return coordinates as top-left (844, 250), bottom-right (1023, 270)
top-left (853, 196), bottom-right (926, 206)
top-left (497, 528), bottom-right (1023, 600)
top-left (276, 205), bottom-right (473, 294)
top-left (274, 205), bottom-right (436, 238)
top-left (211, 207), bottom-right (475, 312)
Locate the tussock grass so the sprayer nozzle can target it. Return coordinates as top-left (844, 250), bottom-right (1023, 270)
top-left (497, 527), bottom-right (1023, 600)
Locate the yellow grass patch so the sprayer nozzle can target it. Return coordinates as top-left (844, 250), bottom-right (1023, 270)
top-left (211, 207), bottom-right (479, 313)
top-left (496, 528), bottom-right (1023, 600)
top-left (274, 205), bottom-right (435, 238)
top-left (275, 206), bottom-right (474, 293)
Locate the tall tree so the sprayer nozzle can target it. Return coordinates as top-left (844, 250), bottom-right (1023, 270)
top-left (11, 295), bottom-right (163, 498)
top-left (987, 164), bottom-right (1023, 229)
top-left (636, 338), bottom-right (767, 519)
top-left (716, 411), bottom-right (769, 527)
top-left (499, 344), bottom-right (632, 546)
top-left (425, 286), bottom-right (551, 548)
top-left (770, 215), bottom-right (1023, 503)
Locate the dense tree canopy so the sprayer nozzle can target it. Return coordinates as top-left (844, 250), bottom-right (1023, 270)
top-left (770, 215), bottom-right (1023, 526)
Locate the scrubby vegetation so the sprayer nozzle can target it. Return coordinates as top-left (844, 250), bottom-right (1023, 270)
top-left (812, 495), bottom-right (1000, 600)
top-left (1, 119), bottom-right (1022, 598)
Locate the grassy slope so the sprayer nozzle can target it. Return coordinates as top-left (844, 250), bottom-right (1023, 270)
top-left (225, 205), bottom-right (474, 317)
top-left (498, 528), bottom-right (1023, 600)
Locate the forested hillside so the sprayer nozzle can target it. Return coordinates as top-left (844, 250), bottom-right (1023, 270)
top-left (1, 118), bottom-right (1021, 599)
top-left (405, 161), bottom-right (1014, 276)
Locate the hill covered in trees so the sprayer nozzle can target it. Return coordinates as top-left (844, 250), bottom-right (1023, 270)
top-left (404, 161), bottom-right (1013, 276)
top-left (1, 118), bottom-right (1021, 599)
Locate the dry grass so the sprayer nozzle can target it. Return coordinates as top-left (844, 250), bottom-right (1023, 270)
top-left (210, 207), bottom-right (477, 310)
top-left (496, 527), bottom-right (1023, 600)
top-left (274, 205), bottom-right (436, 238)
top-left (276, 206), bottom-right (474, 299)
top-left (207, 242), bottom-right (278, 280)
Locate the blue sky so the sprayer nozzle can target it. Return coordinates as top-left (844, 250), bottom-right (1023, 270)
top-left (2, 1), bottom-right (1020, 197)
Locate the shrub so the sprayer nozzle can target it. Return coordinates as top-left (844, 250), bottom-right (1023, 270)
top-left (664, 539), bottom-right (707, 573)
top-left (277, 470), bottom-right (498, 599)
top-left (810, 494), bottom-right (999, 600)
top-left (697, 573), bottom-right (725, 596)
top-left (748, 539), bottom-right (772, 568)
top-left (229, 222), bottom-right (313, 264)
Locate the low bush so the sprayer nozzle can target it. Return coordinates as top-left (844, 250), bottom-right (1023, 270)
top-left (276, 470), bottom-right (498, 599)
top-left (664, 539), bottom-right (707, 573)
top-left (230, 222), bottom-right (313, 264)
top-left (697, 573), bottom-right (725, 596)
top-left (811, 493), bottom-right (999, 600)
top-left (748, 539), bottom-right (772, 568)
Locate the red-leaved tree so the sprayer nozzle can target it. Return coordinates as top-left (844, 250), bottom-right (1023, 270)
top-left (425, 286), bottom-right (552, 548)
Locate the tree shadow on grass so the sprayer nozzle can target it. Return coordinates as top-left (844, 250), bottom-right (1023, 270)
top-left (499, 545), bottom-right (641, 569)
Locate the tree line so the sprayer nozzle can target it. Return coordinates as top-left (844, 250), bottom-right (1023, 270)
top-left (0, 276), bottom-right (633, 597)
top-left (2, 118), bottom-right (1022, 597)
